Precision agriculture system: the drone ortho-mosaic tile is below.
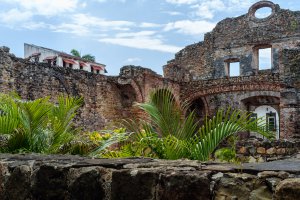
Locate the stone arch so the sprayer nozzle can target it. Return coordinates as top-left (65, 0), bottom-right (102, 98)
top-left (128, 80), bottom-right (143, 103)
top-left (186, 97), bottom-right (207, 125)
top-left (248, 1), bottom-right (278, 22)
top-left (241, 93), bottom-right (280, 139)
top-left (239, 91), bottom-right (280, 108)
top-left (118, 84), bottom-right (138, 108)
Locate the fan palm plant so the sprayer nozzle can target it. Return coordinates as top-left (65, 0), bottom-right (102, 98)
top-left (100, 89), bottom-right (274, 161)
top-left (0, 93), bottom-right (82, 153)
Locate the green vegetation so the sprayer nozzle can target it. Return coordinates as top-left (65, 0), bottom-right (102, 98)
top-left (0, 93), bottom-right (82, 153)
top-left (93, 89), bottom-right (274, 161)
top-left (0, 89), bottom-right (274, 162)
top-left (70, 49), bottom-right (96, 62)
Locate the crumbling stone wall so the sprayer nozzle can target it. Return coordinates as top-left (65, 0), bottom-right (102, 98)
top-left (164, 1), bottom-right (300, 141)
top-left (0, 48), bottom-right (180, 131)
top-left (0, 154), bottom-right (300, 200)
top-left (165, 1), bottom-right (300, 80)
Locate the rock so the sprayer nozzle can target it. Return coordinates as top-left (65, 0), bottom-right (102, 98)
top-left (111, 169), bottom-right (159, 200)
top-left (249, 186), bottom-right (272, 200)
top-left (266, 148), bottom-right (276, 155)
top-left (68, 167), bottom-right (108, 200)
top-left (248, 156), bottom-right (256, 163)
top-left (31, 165), bottom-right (70, 200)
top-left (239, 147), bottom-right (247, 154)
top-left (212, 172), bottom-right (224, 180)
top-left (276, 148), bottom-right (286, 155)
top-left (258, 171), bottom-right (279, 178)
top-left (266, 177), bottom-right (281, 192)
top-left (274, 178), bottom-right (300, 200)
top-left (0, 46), bottom-right (10, 53)
top-left (3, 165), bottom-right (32, 200)
top-left (157, 171), bottom-right (211, 200)
top-left (257, 157), bottom-right (265, 163)
top-left (214, 173), bottom-right (266, 200)
top-left (258, 171), bottom-right (290, 179)
top-left (249, 147), bottom-right (256, 155)
top-left (257, 147), bottom-right (266, 154)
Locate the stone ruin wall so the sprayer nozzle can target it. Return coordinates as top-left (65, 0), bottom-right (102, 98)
top-left (0, 153), bottom-right (300, 200)
top-left (164, 1), bottom-right (300, 80)
top-left (164, 1), bottom-right (300, 141)
top-left (1, 1), bottom-right (300, 141)
top-left (0, 47), bottom-right (180, 131)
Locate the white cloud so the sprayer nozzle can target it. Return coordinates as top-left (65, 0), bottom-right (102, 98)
top-left (163, 11), bottom-right (183, 16)
top-left (94, 0), bottom-right (126, 3)
top-left (166, 0), bottom-right (197, 5)
top-left (164, 20), bottom-right (216, 35)
top-left (72, 14), bottom-right (135, 31)
top-left (0, 9), bottom-right (32, 24)
top-left (140, 22), bottom-right (162, 28)
top-left (99, 31), bottom-right (182, 53)
top-left (192, 0), bottom-right (226, 19)
top-left (2, 0), bottom-right (79, 16)
top-left (165, 0), bottom-right (253, 19)
top-left (124, 57), bottom-right (142, 63)
top-left (22, 22), bottom-right (48, 30)
top-left (52, 23), bottom-right (91, 36)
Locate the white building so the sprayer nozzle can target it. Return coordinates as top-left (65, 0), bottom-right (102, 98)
top-left (24, 43), bottom-right (107, 74)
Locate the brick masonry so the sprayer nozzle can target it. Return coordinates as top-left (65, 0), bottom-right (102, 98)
top-left (0, 1), bottom-right (300, 141)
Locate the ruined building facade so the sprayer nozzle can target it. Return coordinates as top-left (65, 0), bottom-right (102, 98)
top-left (0, 1), bottom-right (300, 141)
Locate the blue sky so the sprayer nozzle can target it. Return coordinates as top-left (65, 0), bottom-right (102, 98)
top-left (0, 0), bottom-right (299, 76)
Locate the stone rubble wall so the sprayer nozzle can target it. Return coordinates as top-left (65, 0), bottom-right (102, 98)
top-left (165, 2), bottom-right (300, 80)
top-left (0, 48), bottom-right (171, 131)
top-left (236, 139), bottom-right (300, 162)
top-left (0, 154), bottom-right (300, 200)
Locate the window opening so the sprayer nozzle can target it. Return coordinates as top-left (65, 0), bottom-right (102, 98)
top-left (266, 112), bottom-right (276, 131)
top-left (259, 48), bottom-right (271, 70)
top-left (226, 62), bottom-right (240, 77)
top-left (255, 7), bottom-right (272, 19)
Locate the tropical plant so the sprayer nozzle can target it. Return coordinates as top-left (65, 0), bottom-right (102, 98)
top-left (100, 89), bottom-right (274, 161)
top-left (0, 93), bottom-right (83, 153)
top-left (70, 49), bottom-right (81, 57)
top-left (81, 54), bottom-right (95, 62)
top-left (70, 49), bottom-right (96, 62)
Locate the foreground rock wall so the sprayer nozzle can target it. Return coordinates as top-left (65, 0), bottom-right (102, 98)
top-left (0, 154), bottom-right (300, 200)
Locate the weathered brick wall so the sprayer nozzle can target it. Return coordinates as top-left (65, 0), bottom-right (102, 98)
top-left (0, 48), bottom-right (168, 131)
top-left (0, 49), bottom-right (182, 131)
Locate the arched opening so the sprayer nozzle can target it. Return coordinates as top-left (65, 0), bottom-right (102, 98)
top-left (186, 97), bottom-right (206, 126)
top-left (255, 7), bottom-right (272, 19)
top-left (242, 96), bottom-right (280, 139)
top-left (118, 84), bottom-right (137, 108)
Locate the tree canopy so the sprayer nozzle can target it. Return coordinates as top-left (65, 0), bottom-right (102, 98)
top-left (70, 49), bottom-right (96, 62)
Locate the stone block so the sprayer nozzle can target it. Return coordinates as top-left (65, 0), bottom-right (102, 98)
top-left (111, 169), bottom-right (159, 200)
top-left (157, 171), bottom-right (211, 200)
top-left (239, 147), bottom-right (248, 154)
top-left (276, 148), bottom-right (286, 155)
top-left (275, 178), bottom-right (300, 200)
top-left (257, 147), bottom-right (266, 154)
top-left (266, 148), bottom-right (276, 155)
